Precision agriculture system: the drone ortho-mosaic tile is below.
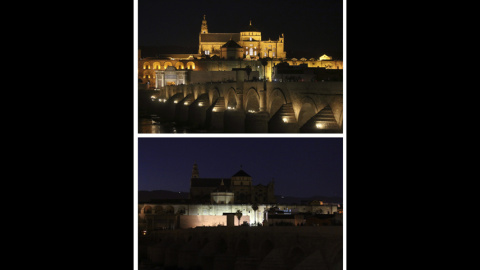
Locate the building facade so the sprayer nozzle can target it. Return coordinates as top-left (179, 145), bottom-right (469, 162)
top-left (189, 162), bottom-right (276, 204)
top-left (198, 15), bottom-right (286, 59)
top-left (138, 15), bottom-right (343, 86)
top-left (138, 162), bottom-right (340, 230)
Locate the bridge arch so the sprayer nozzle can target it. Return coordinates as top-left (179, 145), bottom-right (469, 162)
top-left (268, 88), bottom-right (288, 115)
top-left (225, 87), bottom-right (238, 110)
top-left (208, 87), bottom-right (221, 105)
top-left (296, 96), bottom-right (318, 128)
top-left (245, 87), bottom-right (260, 113)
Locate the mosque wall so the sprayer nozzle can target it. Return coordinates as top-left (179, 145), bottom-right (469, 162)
top-left (139, 203), bottom-right (339, 229)
top-left (179, 215), bottom-right (250, 229)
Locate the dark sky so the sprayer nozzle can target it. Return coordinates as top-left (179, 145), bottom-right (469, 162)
top-left (138, 137), bottom-right (343, 198)
top-left (138, 0), bottom-right (343, 59)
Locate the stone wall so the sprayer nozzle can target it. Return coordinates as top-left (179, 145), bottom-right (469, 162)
top-left (188, 70), bottom-right (260, 84)
top-left (179, 215), bottom-right (250, 229)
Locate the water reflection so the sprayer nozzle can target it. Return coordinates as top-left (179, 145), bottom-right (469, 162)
top-left (138, 117), bottom-right (204, 133)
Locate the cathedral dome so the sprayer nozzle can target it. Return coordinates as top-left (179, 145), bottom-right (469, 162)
top-left (232, 169), bottom-right (251, 177)
top-left (241, 20), bottom-right (260, 32)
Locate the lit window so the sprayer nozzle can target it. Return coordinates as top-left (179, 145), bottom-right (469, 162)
top-left (254, 51), bottom-right (257, 56)
top-left (205, 50), bottom-right (209, 55)
top-left (250, 37), bottom-right (252, 41)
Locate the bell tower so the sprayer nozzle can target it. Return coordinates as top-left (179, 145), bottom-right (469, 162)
top-left (192, 162), bottom-right (199, 178)
top-left (200, 14), bottom-right (208, 34)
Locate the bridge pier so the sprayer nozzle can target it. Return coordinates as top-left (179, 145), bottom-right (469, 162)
top-left (174, 101), bottom-right (189, 124)
top-left (188, 103), bottom-right (208, 130)
top-left (268, 103), bottom-right (299, 133)
top-left (245, 111), bottom-right (269, 133)
top-left (213, 254), bottom-right (236, 270)
top-left (224, 109), bottom-right (245, 133)
top-left (299, 105), bottom-right (342, 133)
top-left (206, 97), bottom-right (226, 132)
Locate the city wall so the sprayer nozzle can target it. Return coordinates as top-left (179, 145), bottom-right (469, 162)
top-left (179, 215), bottom-right (250, 229)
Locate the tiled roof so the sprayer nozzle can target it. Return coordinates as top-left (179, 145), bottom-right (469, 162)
top-left (191, 178), bottom-right (232, 187)
top-left (201, 33), bottom-right (240, 43)
top-left (232, 169), bottom-right (251, 177)
top-left (221, 39), bottom-right (242, 48)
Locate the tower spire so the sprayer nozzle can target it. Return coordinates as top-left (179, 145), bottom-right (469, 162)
top-left (201, 14), bottom-right (208, 34)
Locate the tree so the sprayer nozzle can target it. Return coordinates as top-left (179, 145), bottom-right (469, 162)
top-left (260, 58), bottom-right (269, 81)
top-left (251, 203), bottom-right (258, 226)
top-left (245, 65), bottom-right (252, 81)
top-left (235, 210), bottom-right (243, 226)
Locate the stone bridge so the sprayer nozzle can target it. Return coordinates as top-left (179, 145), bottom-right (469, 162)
top-left (139, 226), bottom-right (342, 270)
top-left (140, 81), bottom-right (343, 133)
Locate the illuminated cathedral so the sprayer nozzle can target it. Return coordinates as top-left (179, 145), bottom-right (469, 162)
top-left (138, 15), bottom-right (343, 86)
top-left (198, 15), bottom-right (286, 59)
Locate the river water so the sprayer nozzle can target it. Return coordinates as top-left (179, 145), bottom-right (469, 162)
top-left (138, 117), bottom-right (207, 133)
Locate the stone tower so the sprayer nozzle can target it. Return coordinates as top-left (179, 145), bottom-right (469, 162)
top-left (231, 166), bottom-right (253, 203)
top-left (200, 14), bottom-right (208, 34)
top-left (192, 162), bottom-right (199, 178)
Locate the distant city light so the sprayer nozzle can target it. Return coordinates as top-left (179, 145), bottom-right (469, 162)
top-left (198, 102), bottom-right (204, 107)
top-left (184, 102), bottom-right (189, 105)
top-left (174, 100), bottom-right (178, 104)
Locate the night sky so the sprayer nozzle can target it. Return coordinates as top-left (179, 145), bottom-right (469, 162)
top-left (138, 0), bottom-right (343, 59)
top-left (138, 137), bottom-right (343, 198)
